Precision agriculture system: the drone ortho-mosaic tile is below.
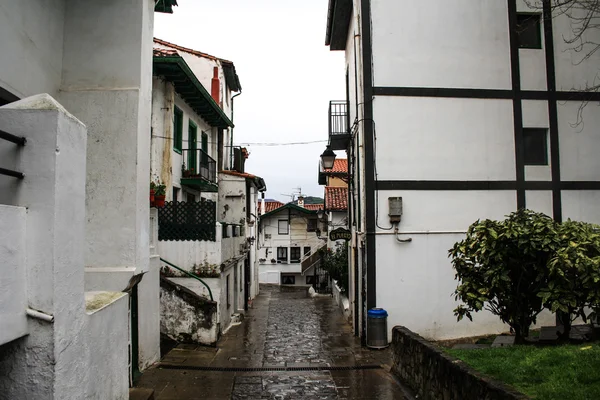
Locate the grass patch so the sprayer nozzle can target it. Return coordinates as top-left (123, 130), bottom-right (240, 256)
top-left (447, 343), bottom-right (600, 400)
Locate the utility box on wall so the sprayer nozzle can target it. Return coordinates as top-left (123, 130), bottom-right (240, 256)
top-left (388, 197), bottom-right (403, 223)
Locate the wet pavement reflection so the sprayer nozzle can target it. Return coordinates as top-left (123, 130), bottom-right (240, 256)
top-left (136, 285), bottom-right (412, 399)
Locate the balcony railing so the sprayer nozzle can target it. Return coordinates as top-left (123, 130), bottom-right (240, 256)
top-left (181, 148), bottom-right (217, 191)
top-left (328, 100), bottom-right (350, 150)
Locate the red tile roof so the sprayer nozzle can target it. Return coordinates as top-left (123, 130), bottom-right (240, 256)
top-left (259, 200), bottom-right (284, 215)
top-left (304, 204), bottom-right (324, 211)
top-left (220, 170), bottom-right (257, 179)
top-left (153, 47), bottom-right (179, 57)
top-left (325, 186), bottom-right (348, 211)
top-left (154, 38), bottom-right (233, 63)
top-left (331, 158), bottom-right (348, 174)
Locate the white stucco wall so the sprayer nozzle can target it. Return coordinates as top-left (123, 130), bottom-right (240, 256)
top-left (371, 0), bottom-right (511, 90)
top-left (158, 224), bottom-right (223, 271)
top-left (0, 95), bottom-right (98, 399)
top-left (59, 0), bottom-right (153, 275)
top-left (0, 205), bottom-right (27, 346)
top-left (85, 292), bottom-right (129, 400)
top-left (0, 0), bottom-right (65, 99)
top-left (373, 97), bottom-right (515, 181)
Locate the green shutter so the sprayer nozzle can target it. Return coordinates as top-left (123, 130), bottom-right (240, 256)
top-left (173, 107), bottom-right (183, 153)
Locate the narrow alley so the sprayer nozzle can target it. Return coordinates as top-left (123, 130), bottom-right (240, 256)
top-left (136, 285), bottom-right (412, 399)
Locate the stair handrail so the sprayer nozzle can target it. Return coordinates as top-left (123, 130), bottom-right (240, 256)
top-left (159, 257), bottom-right (214, 301)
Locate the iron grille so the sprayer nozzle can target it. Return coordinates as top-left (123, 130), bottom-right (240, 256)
top-left (329, 100), bottom-right (349, 137)
top-left (158, 201), bottom-right (216, 241)
top-left (181, 148), bottom-right (217, 184)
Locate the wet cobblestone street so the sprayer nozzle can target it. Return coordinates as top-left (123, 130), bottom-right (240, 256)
top-left (136, 285), bottom-right (412, 399)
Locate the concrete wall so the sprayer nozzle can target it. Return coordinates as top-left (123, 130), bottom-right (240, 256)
top-left (59, 0), bottom-right (153, 274)
top-left (160, 277), bottom-right (218, 345)
top-left (85, 292), bottom-right (129, 400)
top-left (0, 95), bottom-right (90, 399)
top-left (158, 223), bottom-right (223, 270)
top-left (0, 0), bottom-right (65, 99)
top-left (0, 206), bottom-right (27, 346)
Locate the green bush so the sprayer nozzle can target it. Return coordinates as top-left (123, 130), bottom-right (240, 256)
top-left (450, 209), bottom-right (600, 342)
top-left (320, 243), bottom-right (349, 293)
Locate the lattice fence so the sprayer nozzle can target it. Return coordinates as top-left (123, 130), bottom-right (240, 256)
top-left (158, 201), bottom-right (216, 241)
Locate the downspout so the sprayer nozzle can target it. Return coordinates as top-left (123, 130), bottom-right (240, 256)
top-left (230, 91), bottom-right (242, 169)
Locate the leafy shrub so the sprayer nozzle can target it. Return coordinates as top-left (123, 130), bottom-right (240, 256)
top-left (450, 209), bottom-right (600, 342)
top-left (320, 243), bottom-right (349, 293)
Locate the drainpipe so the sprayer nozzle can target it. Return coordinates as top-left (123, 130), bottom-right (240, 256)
top-left (230, 91), bottom-right (242, 169)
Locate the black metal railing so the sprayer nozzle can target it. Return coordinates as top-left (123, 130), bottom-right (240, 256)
top-left (158, 201), bottom-right (216, 242)
top-left (329, 100), bottom-right (349, 137)
top-left (0, 129), bottom-right (26, 179)
top-left (181, 148), bottom-right (216, 184)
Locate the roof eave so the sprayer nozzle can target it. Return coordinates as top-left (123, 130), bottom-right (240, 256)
top-left (153, 56), bottom-right (234, 128)
top-left (325, 0), bottom-right (352, 51)
top-left (222, 62), bottom-right (242, 92)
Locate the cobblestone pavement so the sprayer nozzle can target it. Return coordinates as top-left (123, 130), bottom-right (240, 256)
top-left (136, 285), bottom-right (412, 399)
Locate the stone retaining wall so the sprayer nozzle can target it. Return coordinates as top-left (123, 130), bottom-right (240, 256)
top-left (390, 326), bottom-right (528, 400)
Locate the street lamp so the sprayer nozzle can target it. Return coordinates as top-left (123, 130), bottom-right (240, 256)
top-left (320, 145), bottom-right (336, 170)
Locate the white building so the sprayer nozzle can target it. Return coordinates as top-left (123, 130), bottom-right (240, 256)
top-left (150, 41), bottom-right (266, 342)
top-left (325, 0), bottom-right (600, 342)
top-left (0, 1), bottom-right (179, 398)
top-left (257, 200), bottom-right (326, 287)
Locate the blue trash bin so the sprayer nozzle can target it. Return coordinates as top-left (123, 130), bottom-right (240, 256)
top-left (367, 308), bottom-right (389, 349)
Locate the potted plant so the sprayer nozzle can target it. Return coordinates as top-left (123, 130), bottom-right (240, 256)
top-left (259, 258), bottom-right (266, 264)
top-left (154, 182), bottom-right (166, 207)
top-left (150, 181), bottom-right (156, 207)
top-left (270, 258), bottom-right (276, 264)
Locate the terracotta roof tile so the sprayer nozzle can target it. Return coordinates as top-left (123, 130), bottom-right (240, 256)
top-left (219, 170), bottom-right (257, 179)
top-left (331, 158), bottom-right (348, 174)
top-left (153, 47), bottom-right (179, 57)
top-left (325, 186), bottom-right (348, 211)
top-left (304, 204), bottom-right (324, 211)
top-left (154, 38), bottom-right (232, 63)
top-left (259, 200), bottom-right (284, 215)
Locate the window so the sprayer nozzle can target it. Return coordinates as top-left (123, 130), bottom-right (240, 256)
top-left (173, 187), bottom-right (179, 202)
top-left (523, 128), bottom-right (548, 166)
top-left (306, 276), bottom-right (316, 285)
top-left (239, 265), bottom-right (243, 292)
top-left (278, 220), bottom-right (289, 235)
top-left (277, 247), bottom-right (288, 263)
top-left (281, 275), bottom-right (295, 285)
top-left (304, 247), bottom-right (311, 256)
top-left (290, 247), bottom-right (301, 263)
top-left (307, 218), bottom-right (318, 232)
top-left (226, 274), bottom-right (231, 309)
top-left (187, 193), bottom-right (195, 203)
top-left (173, 107), bottom-right (183, 153)
top-left (516, 13), bottom-right (542, 49)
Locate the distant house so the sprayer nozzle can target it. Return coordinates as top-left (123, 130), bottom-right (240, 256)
top-left (256, 199), bottom-right (325, 287)
top-left (151, 40), bottom-right (266, 344)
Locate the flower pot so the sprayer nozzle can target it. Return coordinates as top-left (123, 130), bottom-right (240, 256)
top-left (150, 189), bottom-right (155, 207)
top-left (155, 195), bottom-right (166, 208)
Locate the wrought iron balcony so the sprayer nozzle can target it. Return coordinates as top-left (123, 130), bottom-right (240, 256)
top-left (328, 100), bottom-right (350, 150)
top-left (181, 149), bottom-right (217, 192)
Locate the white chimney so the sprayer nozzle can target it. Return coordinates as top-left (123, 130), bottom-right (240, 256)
top-left (260, 197), bottom-right (265, 215)
top-left (297, 196), bottom-right (304, 208)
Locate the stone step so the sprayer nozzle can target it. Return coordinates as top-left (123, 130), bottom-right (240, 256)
top-left (129, 388), bottom-right (154, 400)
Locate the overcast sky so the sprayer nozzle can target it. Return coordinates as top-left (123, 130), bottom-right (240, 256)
top-left (155, 0), bottom-right (345, 203)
